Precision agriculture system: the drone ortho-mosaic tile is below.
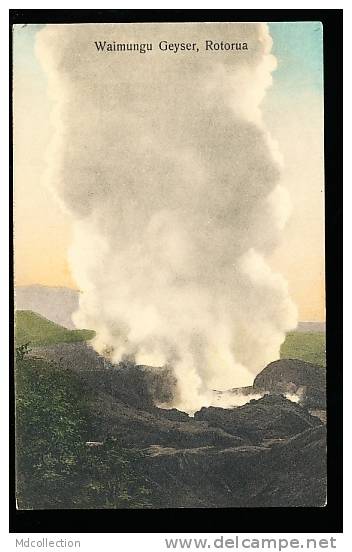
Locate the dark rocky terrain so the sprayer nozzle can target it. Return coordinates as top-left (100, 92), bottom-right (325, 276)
top-left (194, 394), bottom-right (321, 443)
top-left (140, 424), bottom-right (326, 507)
top-left (27, 341), bottom-right (326, 507)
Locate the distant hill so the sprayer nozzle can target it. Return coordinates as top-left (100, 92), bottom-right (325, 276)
top-left (15, 310), bottom-right (95, 347)
top-left (15, 285), bottom-right (79, 329)
top-left (296, 321), bottom-right (325, 333)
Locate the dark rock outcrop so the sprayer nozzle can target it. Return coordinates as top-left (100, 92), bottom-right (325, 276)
top-left (253, 359), bottom-right (326, 409)
top-left (254, 358), bottom-right (325, 390)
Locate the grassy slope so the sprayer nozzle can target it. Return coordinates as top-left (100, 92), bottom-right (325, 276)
top-left (15, 310), bottom-right (95, 347)
top-left (280, 332), bottom-right (326, 367)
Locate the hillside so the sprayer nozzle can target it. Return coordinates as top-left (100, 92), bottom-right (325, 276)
top-left (280, 331), bottom-right (326, 366)
top-left (15, 310), bottom-right (95, 347)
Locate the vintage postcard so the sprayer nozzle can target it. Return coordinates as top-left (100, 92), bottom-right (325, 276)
top-left (13, 20), bottom-right (327, 510)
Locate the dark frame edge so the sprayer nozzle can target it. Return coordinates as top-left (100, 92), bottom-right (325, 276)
top-left (9, 8), bottom-right (343, 534)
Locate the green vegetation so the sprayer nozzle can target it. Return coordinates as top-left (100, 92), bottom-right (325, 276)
top-left (280, 332), bottom-right (326, 367)
top-left (15, 352), bottom-right (153, 509)
top-left (15, 310), bottom-right (95, 347)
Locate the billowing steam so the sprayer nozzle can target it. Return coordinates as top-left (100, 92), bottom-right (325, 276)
top-left (36, 23), bottom-right (297, 412)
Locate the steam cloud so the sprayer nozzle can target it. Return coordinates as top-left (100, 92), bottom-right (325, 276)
top-left (36, 23), bottom-right (298, 412)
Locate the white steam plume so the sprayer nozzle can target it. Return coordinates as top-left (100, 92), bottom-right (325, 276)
top-left (36, 23), bottom-right (298, 412)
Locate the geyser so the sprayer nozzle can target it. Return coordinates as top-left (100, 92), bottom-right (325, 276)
top-left (36, 23), bottom-right (298, 412)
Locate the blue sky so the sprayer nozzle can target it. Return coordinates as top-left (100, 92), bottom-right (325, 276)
top-left (13, 24), bottom-right (44, 75)
top-left (269, 22), bottom-right (323, 96)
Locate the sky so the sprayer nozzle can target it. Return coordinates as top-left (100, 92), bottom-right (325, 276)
top-left (13, 22), bottom-right (325, 321)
